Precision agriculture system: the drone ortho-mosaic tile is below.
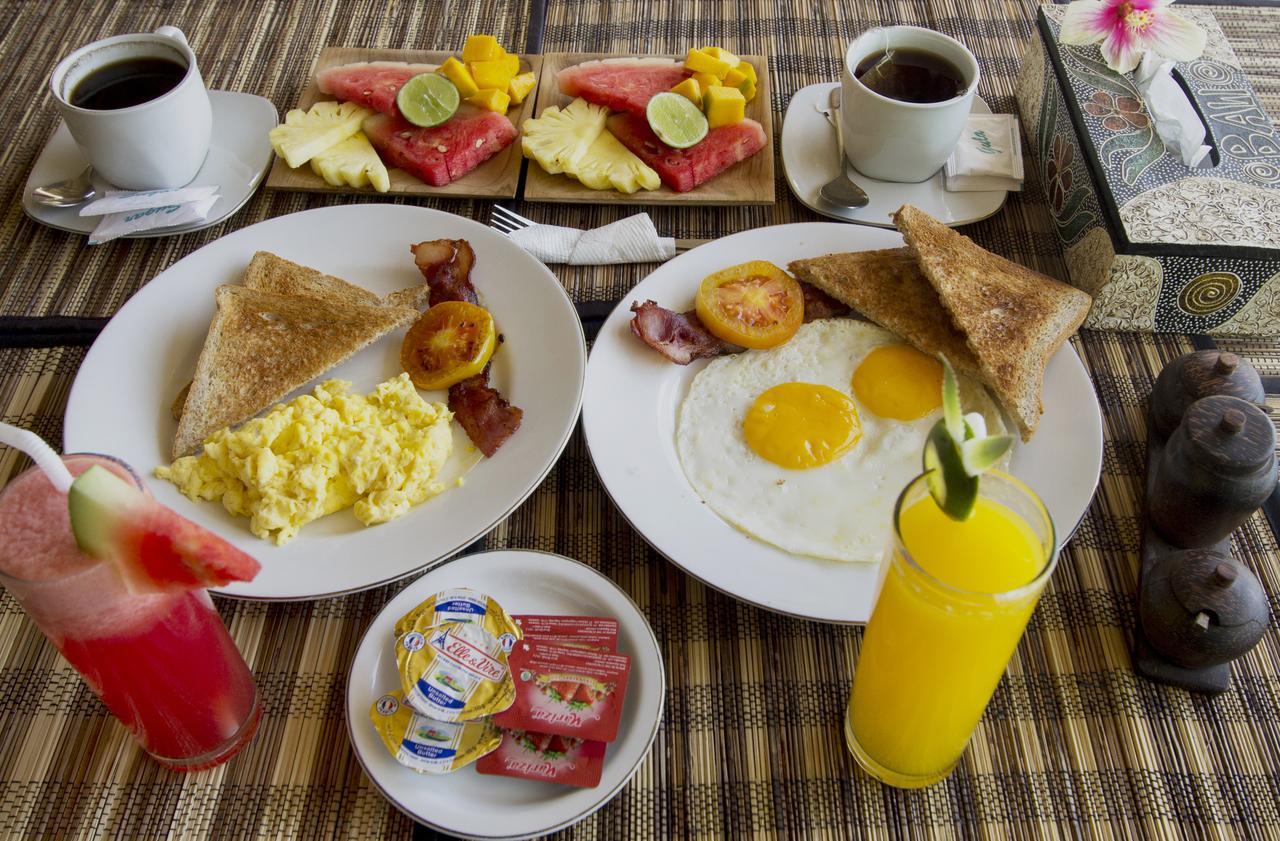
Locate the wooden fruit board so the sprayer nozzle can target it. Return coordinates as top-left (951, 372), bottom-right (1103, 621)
top-left (522, 52), bottom-right (775, 206)
top-left (265, 47), bottom-right (541, 199)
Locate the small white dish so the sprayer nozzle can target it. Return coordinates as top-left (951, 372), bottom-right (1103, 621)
top-left (782, 82), bottom-right (1008, 228)
top-left (346, 550), bottom-right (664, 840)
top-left (582, 223), bottom-right (1103, 624)
top-left (22, 89), bottom-right (276, 238)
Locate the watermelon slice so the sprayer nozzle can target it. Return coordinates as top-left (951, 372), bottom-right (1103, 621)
top-left (557, 58), bottom-right (689, 118)
top-left (315, 61), bottom-right (439, 119)
top-left (606, 113), bottom-right (767, 192)
top-left (363, 108), bottom-right (517, 186)
top-left (69, 466), bottom-right (260, 593)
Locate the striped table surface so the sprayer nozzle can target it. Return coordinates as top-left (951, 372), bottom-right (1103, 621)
top-left (0, 1), bottom-right (1278, 840)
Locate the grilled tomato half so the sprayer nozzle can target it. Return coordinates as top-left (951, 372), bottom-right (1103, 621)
top-left (694, 261), bottom-right (803, 349)
top-left (401, 301), bottom-right (497, 390)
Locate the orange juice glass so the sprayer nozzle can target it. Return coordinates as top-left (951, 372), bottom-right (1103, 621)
top-left (845, 471), bottom-right (1056, 788)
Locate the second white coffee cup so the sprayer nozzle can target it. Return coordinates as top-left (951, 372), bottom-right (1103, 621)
top-left (49, 26), bottom-right (212, 190)
top-left (840, 26), bottom-right (979, 183)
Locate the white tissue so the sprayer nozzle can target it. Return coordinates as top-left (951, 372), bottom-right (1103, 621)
top-left (88, 196), bottom-right (219, 244)
top-left (507, 213), bottom-right (676, 265)
top-left (1134, 52), bottom-right (1212, 168)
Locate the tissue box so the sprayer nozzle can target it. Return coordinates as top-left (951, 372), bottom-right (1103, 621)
top-left (1016, 5), bottom-right (1280, 336)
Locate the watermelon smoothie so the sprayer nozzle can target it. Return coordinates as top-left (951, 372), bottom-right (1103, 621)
top-left (0, 454), bottom-right (260, 770)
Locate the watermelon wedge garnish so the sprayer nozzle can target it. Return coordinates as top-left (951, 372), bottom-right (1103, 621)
top-left (315, 61), bottom-right (439, 120)
top-left (68, 466), bottom-right (260, 593)
top-left (606, 112), bottom-right (767, 192)
top-left (363, 108), bottom-right (517, 186)
top-left (557, 58), bottom-right (689, 118)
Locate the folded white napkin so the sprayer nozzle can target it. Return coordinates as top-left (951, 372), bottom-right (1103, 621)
top-left (507, 213), bottom-right (676, 265)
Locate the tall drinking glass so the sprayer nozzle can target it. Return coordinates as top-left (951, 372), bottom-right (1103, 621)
top-left (845, 470), bottom-right (1056, 788)
top-left (0, 454), bottom-right (261, 770)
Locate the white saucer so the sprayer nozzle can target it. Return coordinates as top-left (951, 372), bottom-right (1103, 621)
top-left (346, 550), bottom-right (665, 840)
top-left (781, 83), bottom-right (1008, 228)
top-left (23, 90), bottom-right (277, 238)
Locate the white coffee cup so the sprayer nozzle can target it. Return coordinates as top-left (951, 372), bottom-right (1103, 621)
top-left (840, 26), bottom-right (979, 183)
top-left (49, 26), bottom-right (212, 190)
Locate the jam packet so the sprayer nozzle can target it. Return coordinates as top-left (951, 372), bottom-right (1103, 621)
top-left (370, 691), bottom-right (500, 774)
top-left (476, 728), bottom-right (606, 788)
top-left (396, 620), bottom-right (515, 722)
top-left (493, 641), bottom-right (631, 742)
top-left (514, 615), bottom-right (619, 651)
top-left (395, 588), bottom-right (521, 653)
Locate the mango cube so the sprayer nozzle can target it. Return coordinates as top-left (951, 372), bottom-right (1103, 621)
top-left (462, 34), bottom-right (504, 63)
top-left (704, 85), bottom-right (745, 128)
top-left (684, 48), bottom-right (731, 78)
top-left (701, 46), bottom-right (741, 67)
top-left (737, 60), bottom-right (757, 84)
top-left (502, 52), bottom-right (521, 79)
top-left (468, 87), bottom-right (511, 114)
top-left (691, 71), bottom-right (720, 91)
top-left (469, 59), bottom-right (516, 92)
top-left (669, 77), bottom-right (702, 106)
top-left (439, 57), bottom-right (479, 98)
top-left (508, 71), bottom-right (537, 105)
top-left (739, 79), bottom-right (757, 102)
top-left (722, 66), bottom-right (748, 89)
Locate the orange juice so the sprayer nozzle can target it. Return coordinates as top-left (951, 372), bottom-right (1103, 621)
top-left (845, 471), bottom-right (1055, 788)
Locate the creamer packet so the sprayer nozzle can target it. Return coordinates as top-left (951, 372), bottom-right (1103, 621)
top-left (394, 588), bottom-right (521, 653)
top-left (397, 620), bottom-right (515, 721)
top-left (369, 691), bottom-right (500, 774)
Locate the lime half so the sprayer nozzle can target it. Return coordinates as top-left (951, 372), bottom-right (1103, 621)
top-left (922, 420), bottom-right (979, 521)
top-left (397, 73), bottom-right (460, 127)
top-left (646, 91), bottom-right (709, 149)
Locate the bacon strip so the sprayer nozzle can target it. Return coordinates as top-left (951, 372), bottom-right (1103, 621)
top-left (448, 366), bottom-right (523, 458)
top-left (629, 300), bottom-right (734, 365)
top-left (410, 239), bottom-right (478, 305)
top-left (801, 282), bottom-right (851, 321)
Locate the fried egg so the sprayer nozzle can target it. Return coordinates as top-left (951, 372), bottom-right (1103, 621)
top-left (675, 319), bottom-right (1006, 562)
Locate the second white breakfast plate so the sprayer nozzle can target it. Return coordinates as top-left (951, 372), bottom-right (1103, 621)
top-left (64, 205), bottom-right (586, 600)
top-left (23, 90), bottom-right (277, 238)
top-left (346, 550), bottom-right (664, 840)
top-left (781, 83), bottom-right (1007, 228)
top-left (582, 223), bottom-right (1103, 624)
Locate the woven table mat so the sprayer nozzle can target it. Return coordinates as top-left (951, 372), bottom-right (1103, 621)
top-left (0, 1), bottom-right (1278, 840)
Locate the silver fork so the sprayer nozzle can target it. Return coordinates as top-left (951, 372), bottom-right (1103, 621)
top-left (489, 205), bottom-right (705, 252)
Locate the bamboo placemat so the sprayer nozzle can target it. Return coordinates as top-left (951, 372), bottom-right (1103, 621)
top-left (0, 1), bottom-right (1278, 839)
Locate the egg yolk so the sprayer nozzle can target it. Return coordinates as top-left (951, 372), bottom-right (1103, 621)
top-left (743, 382), bottom-right (862, 469)
top-left (852, 345), bottom-right (944, 420)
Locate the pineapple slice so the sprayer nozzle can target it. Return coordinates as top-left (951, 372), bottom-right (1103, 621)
top-left (309, 130), bottom-right (390, 192)
top-left (508, 71), bottom-right (537, 105)
top-left (572, 129), bottom-right (660, 193)
top-left (269, 101), bottom-right (371, 169)
top-left (521, 98), bottom-right (607, 175)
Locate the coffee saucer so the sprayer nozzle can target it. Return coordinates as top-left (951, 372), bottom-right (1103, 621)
top-left (781, 82), bottom-right (1008, 228)
top-left (22, 90), bottom-right (276, 238)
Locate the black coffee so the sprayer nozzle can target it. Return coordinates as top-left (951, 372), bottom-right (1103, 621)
top-left (855, 48), bottom-right (964, 104)
top-left (70, 57), bottom-right (186, 110)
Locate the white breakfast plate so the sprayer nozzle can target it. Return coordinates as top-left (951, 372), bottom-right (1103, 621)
top-left (23, 90), bottom-right (276, 238)
top-left (781, 83), bottom-right (1008, 228)
top-left (582, 223), bottom-right (1103, 624)
top-left (64, 205), bottom-right (586, 600)
top-left (346, 550), bottom-right (664, 840)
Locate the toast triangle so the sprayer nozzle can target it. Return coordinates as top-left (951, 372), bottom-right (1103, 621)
top-left (171, 285), bottom-right (417, 458)
top-left (893, 204), bottom-right (1092, 440)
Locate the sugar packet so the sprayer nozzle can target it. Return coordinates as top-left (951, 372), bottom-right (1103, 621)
top-left (944, 114), bottom-right (1024, 192)
top-left (79, 186), bottom-right (219, 217)
top-left (88, 196), bottom-right (219, 245)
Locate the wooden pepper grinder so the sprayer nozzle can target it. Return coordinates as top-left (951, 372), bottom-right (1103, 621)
top-left (1135, 351), bottom-right (1276, 693)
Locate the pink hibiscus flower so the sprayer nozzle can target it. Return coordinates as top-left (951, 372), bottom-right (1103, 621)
top-left (1060, 0), bottom-right (1206, 74)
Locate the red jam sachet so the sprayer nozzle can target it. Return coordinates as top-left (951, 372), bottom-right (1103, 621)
top-left (493, 641), bottom-right (631, 742)
top-left (513, 615), bottom-right (619, 651)
top-left (475, 728), bottom-right (607, 788)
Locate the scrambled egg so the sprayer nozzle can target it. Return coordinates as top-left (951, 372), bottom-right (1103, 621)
top-left (157, 374), bottom-right (453, 545)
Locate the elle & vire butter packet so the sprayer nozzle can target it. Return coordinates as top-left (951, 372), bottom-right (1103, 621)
top-left (396, 619), bottom-right (516, 722)
top-left (394, 587), bottom-right (522, 652)
top-left (369, 691), bottom-right (501, 774)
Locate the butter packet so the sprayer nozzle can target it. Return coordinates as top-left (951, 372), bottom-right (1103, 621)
top-left (397, 620), bottom-right (515, 721)
top-left (370, 690), bottom-right (500, 774)
top-left (395, 588), bottom-right (521, 653)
